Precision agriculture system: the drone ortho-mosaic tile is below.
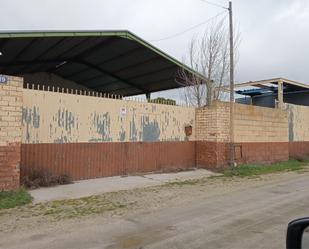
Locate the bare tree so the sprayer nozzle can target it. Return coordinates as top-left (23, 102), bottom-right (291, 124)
top-left (177, 18), bottom-right (239, 107)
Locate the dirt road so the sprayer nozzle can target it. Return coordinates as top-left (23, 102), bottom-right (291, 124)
top-left (1, 170), bottom-right (309, 249)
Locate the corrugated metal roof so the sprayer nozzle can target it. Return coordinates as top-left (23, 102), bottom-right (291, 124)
top-left (0, 30), bottom-right (206, 96)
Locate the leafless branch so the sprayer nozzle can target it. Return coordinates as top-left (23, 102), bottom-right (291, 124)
top-left (177, 17), bottom-right (240, 107)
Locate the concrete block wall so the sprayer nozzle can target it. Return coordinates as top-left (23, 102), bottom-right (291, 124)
top-left (0, 75), bottom-right (23, 190)
top-left (196, 101), bottom-right (288, 143)
top-left (234, 103), bottom-right (288, 143)
top-left (196, 101), bottom-right (289, 168)
top-left (234, 103), bottom-right (289, 164)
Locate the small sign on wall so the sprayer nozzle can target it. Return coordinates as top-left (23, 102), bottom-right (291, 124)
top-left (120, 107), bottom-right (127, 117)
top-left (0, 75), bottom-right (8, 84)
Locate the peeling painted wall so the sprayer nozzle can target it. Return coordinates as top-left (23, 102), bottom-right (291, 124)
top-left (286, 103), bottom-right (309, 141)
top-left (22, 89), bottom-right (195, 144)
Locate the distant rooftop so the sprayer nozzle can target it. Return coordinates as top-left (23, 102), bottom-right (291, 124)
top-left (233, 78), bottom-right (309, 96)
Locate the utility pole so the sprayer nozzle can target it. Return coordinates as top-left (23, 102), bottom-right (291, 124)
top-left (228, 1), bottom-right (235, 167)
top-left (198, 0), bottom-right (235, 166)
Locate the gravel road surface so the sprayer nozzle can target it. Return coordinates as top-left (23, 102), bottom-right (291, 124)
top-left (1, 170), bottom-right (309, 249)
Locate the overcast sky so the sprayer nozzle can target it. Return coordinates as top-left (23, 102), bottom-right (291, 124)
top-left (1, 0), bottom-right (309, 100)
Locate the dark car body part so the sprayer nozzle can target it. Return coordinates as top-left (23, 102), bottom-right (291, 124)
top-left (287, 217), bottom-right (309, 249)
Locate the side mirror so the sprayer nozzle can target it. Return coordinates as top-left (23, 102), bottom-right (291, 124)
top-left (287, 217), bottom-right (309, 249)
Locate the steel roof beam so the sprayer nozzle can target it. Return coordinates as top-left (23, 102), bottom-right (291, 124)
top-left (0, 58), bottom-right (147, 92)
top-left (78, 56), bottom-right (164, 86)
top-left (62, 46), bottom-right (144, 79)
top-left (73, 60), bottom-right (148, 92)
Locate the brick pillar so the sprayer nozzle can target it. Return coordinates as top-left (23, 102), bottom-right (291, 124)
top-left (0, 75), bottom-right (23, 191)
top-left (195, 101), bottom-right (230, 169)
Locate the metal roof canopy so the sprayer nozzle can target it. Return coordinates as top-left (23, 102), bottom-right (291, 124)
top-left (0, 30), bottom-right (205, 96)
top-left (233, 78), bottom-right (309, 96)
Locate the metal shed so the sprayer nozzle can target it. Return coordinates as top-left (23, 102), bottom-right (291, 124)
top-left (234, 78), bottom-right (309, 108)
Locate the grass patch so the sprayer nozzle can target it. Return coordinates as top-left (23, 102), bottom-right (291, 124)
top-left (223, 159), bottom-right (308, 177)
top-left (26, 195), bottom-right (128, 219)
top-left (0, 188), bottom-right (32, 209)
top-left (166, 175), bottom-right (229, 187)
top-left (165, 159), bottom-right (309, 186)
top-left (165, 178), bottom-right (205, 187)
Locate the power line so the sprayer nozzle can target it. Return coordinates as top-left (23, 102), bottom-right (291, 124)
top-left (199, 0), bottom-right (228, 9)
top-left (150, 10), bottom-right (227, 42)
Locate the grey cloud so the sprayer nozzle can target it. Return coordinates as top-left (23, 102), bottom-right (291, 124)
top-left (1, 0), bottom-right (308, 100)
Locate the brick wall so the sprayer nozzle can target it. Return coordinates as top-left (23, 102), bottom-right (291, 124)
top-left (196, 101), bottom-right (230, 142)
top-left (196, 141), bottom-right (229, 169)
top-left (0, 75), bottom-right (23, 190)
top-left (196, 102), bottom-right (230, 168)
top-left (196, 101), bottom-right (289, 168)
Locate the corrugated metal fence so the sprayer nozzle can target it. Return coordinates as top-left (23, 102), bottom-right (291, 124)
top-left (21, 141), bottom-right (196, 180)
